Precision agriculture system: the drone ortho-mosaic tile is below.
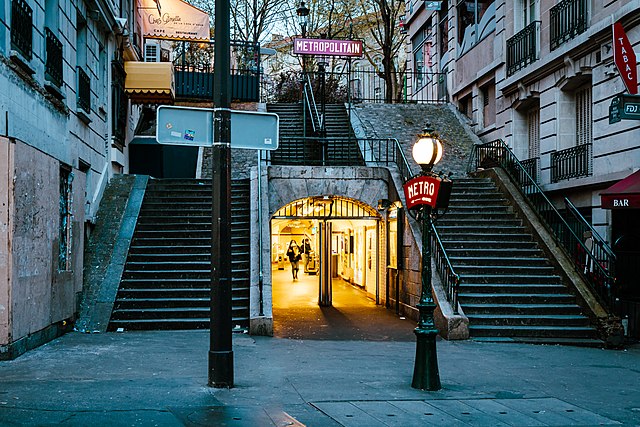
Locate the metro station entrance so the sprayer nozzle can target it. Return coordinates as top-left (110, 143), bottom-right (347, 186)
top-left (271, 196), bottom-right (381, 308)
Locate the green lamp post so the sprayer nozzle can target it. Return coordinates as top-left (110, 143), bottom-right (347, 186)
top-left (410, 125), bottom-right (443, 391)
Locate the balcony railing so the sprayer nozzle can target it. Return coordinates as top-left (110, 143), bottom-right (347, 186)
top-left (506, 21), bottom-right (540, 77)
top-left (77, 67), bottom-right (91, 114)
top-left (550, 0), bottom-right (588, 50)
top-left (551, 143), bottom-right (592, 183)
top-left (45, 28), bottom-right (63, 87)
top-left (11, 0), bottom-right (33, 60)
top-left (468, 140), bottom-right (615, 311)
top-left (174, 64), bottom-right (259, 102)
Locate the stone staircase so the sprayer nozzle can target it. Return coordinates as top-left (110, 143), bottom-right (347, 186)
top-left (108, 178), bottom-right (250, 331)
top-left (266, 103), bottom-right (303, 138)
top-left (437, 177), bottom-right (600, 343)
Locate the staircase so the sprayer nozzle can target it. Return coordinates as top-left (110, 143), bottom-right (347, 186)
top-left (266, 103), bottom-right (303, 137)
top-left (437, 177), bottom-right (600, 344)
top-left (108, 178), bottom-right (251, 331)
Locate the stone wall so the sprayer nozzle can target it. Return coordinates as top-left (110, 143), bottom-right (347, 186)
top-left (351, 103), bottom-right (479, 178)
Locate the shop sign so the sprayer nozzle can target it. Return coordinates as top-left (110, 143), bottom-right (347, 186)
top-left (609, 94), bottom-right (640, 124)
top-left (613, 22), bottom-right (638, 95)
top-left (425, 1), bottom-right (442, 10)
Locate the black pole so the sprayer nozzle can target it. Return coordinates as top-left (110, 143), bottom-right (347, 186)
top-left (411, 205), bottom-right (441, 391)
top-left (209, 0), bottom-right (234, 388)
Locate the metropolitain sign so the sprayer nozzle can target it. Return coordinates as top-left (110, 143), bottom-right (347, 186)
top-left (293, 38), bottom-right (364, 57)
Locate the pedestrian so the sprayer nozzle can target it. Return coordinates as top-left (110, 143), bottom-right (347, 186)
top-left (302, 238), bottom-right (312, 273)
top-left (286, 240), bottom-right (302, 280)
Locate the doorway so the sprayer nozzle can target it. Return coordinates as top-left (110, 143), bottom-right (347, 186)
top-left (269, 196), bottom-right (413, 339)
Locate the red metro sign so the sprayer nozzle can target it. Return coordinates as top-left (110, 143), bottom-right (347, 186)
top-left (613, 22), bottom-right (638, 95)
top-left (403, 174), bottom-right (453, 210)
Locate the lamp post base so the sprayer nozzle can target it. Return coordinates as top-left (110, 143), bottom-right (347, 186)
top-left (411, 327), bottom-right (441, 391)
top-left (208, 350), bottom-right (234, 388)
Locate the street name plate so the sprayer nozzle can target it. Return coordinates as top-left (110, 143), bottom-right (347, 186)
top-left (156, 106), bottom-right (279, 150)
top-left (157, 106), bottom-right (213, 146)
top-left (231, 110), bottom-right (279, 150)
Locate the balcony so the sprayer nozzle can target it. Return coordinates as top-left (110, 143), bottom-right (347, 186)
top-left (11, 0), bottom-right (33, 60)
top-left (45, 28), bottom-right (63, 88)
top-left (174, 64), bottom-right (260, 102)
top-left (124, 62), bottom-right (175, 104)
top-left (551, 143), bottom-right (592, 183)
top-left (550, 0), bottom-right (588, 51)
top-left (506, 21), bottom-right (540, 77)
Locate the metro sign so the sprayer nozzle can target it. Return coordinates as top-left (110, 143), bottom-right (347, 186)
top-left (613, 22), bottom-right (638, 95)
top-left (293, 38), bottom-right (364, 57)
top-left (403, 175), bottom-right (452, 210)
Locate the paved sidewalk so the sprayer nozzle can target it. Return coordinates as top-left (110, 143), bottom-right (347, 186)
top-left (0, 331), bottom-right (639, 426)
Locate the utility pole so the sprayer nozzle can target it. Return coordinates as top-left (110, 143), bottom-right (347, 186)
top-left (209, 0), bottom-right (234, 388)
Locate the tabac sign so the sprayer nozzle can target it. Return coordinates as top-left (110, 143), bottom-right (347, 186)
top-left (403, 175), bottom-right (452, 210)
top-left (293, 38), bottom-right (364, 57)
top-left (613, 22), bottom-right (638, 95)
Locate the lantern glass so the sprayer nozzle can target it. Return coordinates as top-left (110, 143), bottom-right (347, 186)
top-left (412, 136), bottom-right (443, 167)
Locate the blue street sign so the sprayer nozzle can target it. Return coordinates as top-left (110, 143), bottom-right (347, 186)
top-left (156, 106), bottom-right (279, 150)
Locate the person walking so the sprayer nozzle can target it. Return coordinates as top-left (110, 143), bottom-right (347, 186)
top-left (286, 240), bottom-right (302, 280)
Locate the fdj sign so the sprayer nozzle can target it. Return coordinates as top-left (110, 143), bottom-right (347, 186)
top-left (609, 94), bottom-right (640, 123)
top-left (403, 175), bottom-right (452, 210)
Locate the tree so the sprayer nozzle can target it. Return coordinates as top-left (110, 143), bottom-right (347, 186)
top-left (353, 0), bottom-right (406, 102)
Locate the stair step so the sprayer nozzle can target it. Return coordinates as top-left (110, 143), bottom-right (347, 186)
top-left (466, 314), bottom-right (591, 327)
top-left (461, 283), bottom-right (568, 293)
top-left (107, 318), bottom-right (249, 331)
top-left (457, 265), bottom-right (556, 275)
top-left (468, 325), bottom-right (597, 338)
top-left (442, 240), bottom-right (539, 249)
top-left (459, 293), bottom-right (575, 304)
top-left (462, 303), bottom-right (585, 315)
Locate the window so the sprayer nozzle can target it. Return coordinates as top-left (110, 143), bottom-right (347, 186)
top-left (457, 0), bottom-right (493, 51)
top-left (98, 37), bottom-right (107, 104)
top-left (412, 21), bottom-right (433, 89)
top-left (481, 83), bottom-right (495, 127)
top-left (576, 85), bottom-right (592, 146)
top-left (76, 13), bottom-right (91, 115)
top-left (459, 93), bottom-right (472, 119)
top-left (518, 0), bottom-right (537, 30)
top-left (438, 0), bottom-right (449, 59)
top-left (11, 0), bottom-right (33, 60)
top-left (59, 166), bottom-right (73, 271)
top-left (527, 107), bottom-right (540, 158)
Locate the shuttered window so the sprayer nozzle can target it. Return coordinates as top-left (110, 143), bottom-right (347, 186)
top-left (528, 107), bottom-right (540, 158)
top-left (576, 85), bottom-right (592, 146)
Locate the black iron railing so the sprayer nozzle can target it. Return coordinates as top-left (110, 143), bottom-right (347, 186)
top-left (268, 137), bottom-right (364, 166)
top-left (521, 157), bottom-right (540, 183)
top-left (174, 64), bottom-right (259, 102)
top-left (77, 67), bottom-right (91, 114)
top-left (551, 143), bottom-right (592, 183)
top-left (550, 0), bottom-right (588, 50)
top-left (45, 28), bottom-right (63, 87)
top-left (431, 222), bottom-right (460, 314)
top-left (564, 197), bottom-right (616, 283)
top-left (111, 61), bottom-right (127, 145)
top-left (506, 21), bottom-right (540, 76)
top-left (11, 0), bottom-right (33, 60)
top-left (468, 140), bottom-right (616, 310)
top-left (348, 70), bottom-right (447, 104)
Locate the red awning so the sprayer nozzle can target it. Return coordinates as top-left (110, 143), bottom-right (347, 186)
top-left (600, 169), bottom-right (640, 209)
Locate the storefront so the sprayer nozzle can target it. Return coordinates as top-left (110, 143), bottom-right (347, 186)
top-left (601, 169), bottom-right (640, 339)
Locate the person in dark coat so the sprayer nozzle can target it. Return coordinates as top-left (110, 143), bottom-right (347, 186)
top-left (286, 240), bottom-right (302, 280)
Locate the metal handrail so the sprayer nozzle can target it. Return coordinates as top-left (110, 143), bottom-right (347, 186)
top-left (304, 74), bottom-right (322, 134)
top-left (430, 222), bottom-right (460, 314)
top-left (564, 197), bottom-right (615, 259)
top-left (468, 139), bottom-right (616, 310)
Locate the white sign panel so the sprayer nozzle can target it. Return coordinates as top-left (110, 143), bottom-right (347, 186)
top-left (156, 106), bottom-right (279, 150)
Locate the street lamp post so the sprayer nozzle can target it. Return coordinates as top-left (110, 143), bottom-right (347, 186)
top-left (297, 1), bottom-right (310, 139)
top-left (410, 125), bottom-right (443, 391)
top-left (296, 1), bottom-right (309, 38)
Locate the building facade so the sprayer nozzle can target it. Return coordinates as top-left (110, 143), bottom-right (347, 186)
top-left (404, 0), bottom-right (640, 336)
top-left (0, 0), bottom-right (141, 358)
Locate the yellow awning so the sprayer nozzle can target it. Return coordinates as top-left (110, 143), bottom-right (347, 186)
top-left (125, 62), bottom-right (175, 104)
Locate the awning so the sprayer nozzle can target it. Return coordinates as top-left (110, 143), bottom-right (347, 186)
top-left (139, 0), bottom-right (210, 41)
top-left (125, 62), bottom-right (175, 104)
top-left (600, 169), bottom-right (640, 209)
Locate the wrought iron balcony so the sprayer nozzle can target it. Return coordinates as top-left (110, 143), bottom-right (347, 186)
top-left (506, 21), bottom-right (540, 77)
top-left (77, 67), bottom-right (91, 114)
top-left (11, 0), bottom-right (33, 60)
top-left (551, 143), bottom-right (592, 183)
top-left (550, 0), bottom-right (588, 51)
top-left (174, 64), bottom-right (259, 102)
top-left (45, 28), bottom-right (63, 87)
top-left (521, 157), bottom-right (540, 183)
